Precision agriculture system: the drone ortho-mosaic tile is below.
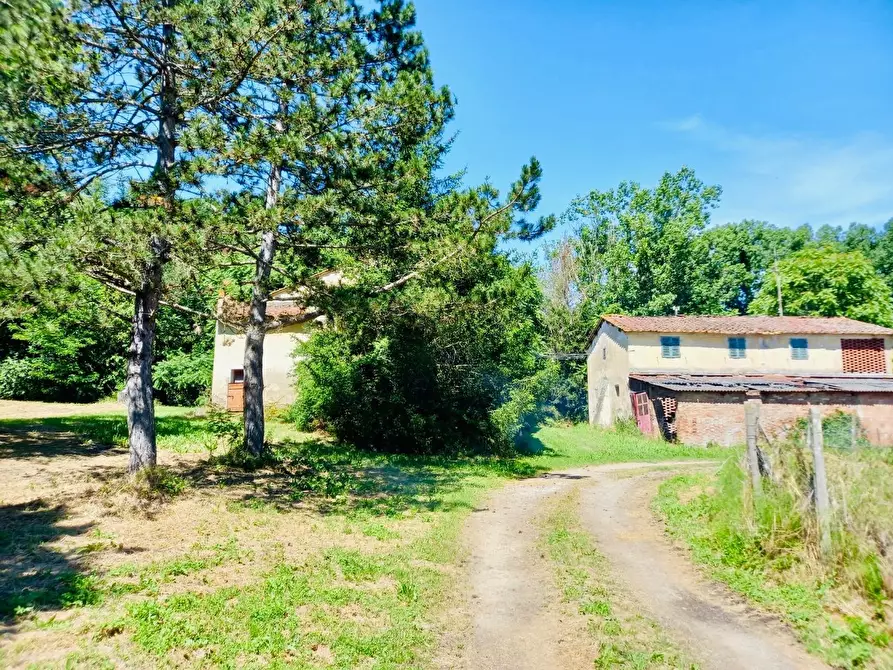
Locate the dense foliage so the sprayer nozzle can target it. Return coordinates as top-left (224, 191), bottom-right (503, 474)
top-left (292, 213), bottom-right (554, 452)
top-left (2, 0), bottom-right (892, 454)
top-left (0, 280), bottom-right (213, 404)
top-left (749, 247), bottom-right (893, 326)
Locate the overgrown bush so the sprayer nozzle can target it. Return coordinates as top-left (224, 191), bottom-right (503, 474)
top-left (0, 357), bottom-right (34, 399)
top-left (292, 256), bottom-right (555, 453)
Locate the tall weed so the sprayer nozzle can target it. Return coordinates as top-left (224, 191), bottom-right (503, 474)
top-left (655, 437), bottom-right (893, 668)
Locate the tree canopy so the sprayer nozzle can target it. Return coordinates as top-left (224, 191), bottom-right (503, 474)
top-left (567, 167), bottom-right (723, 316)
top-left (749, 247), bottom-right (893, 326)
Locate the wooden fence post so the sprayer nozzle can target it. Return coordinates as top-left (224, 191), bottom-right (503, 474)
top-left (809, 407), bottom-right (832, 558)
top-left (745, 401), bottom-right (762, 495)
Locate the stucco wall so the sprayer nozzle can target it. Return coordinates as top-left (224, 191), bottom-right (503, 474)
top-left (587, 322), bottom-right (631, 426)
top-left (627, 332), bottom-right (893, 374)
top-left (210, 322), bottom-right (311, 408)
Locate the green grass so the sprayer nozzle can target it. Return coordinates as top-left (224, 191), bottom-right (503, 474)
top-left (0, 405), bottom-right (209, 454)
top-left (653, 460), bottom-right (893, 669)
top-left (541, 489), bottom-right (697, 669)
top-left (1, 403), bottom-right (730, 668)
top-left (522, 422), bottom-right (727, 470)
top-left (119, 478), bottom-right (487, 669)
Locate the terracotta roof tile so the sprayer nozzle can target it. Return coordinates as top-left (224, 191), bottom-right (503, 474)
top-left (218, 296), bottom-right (308, 322)
top-left (601, 314), bottom-right (893, 336)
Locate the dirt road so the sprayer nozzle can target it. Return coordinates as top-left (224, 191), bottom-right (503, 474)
top-left (458, 462), bottom-right (827, 670)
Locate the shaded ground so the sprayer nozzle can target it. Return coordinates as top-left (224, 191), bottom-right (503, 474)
top-left (0, 405), bottom-right (495, 668)
top-left (0, 400), bottom-right (743, 668)
top-left (456, 463), bottom-right (828, 670)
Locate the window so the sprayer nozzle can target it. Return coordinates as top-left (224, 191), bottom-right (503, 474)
top-left (660, 336), bottom-right (680, 359)
top-left (231, 369), bottom-right (244, 383)
top-left (728, 337), bottom-right (746, 359)
top-left (790, 338), bottom-right (809, 360)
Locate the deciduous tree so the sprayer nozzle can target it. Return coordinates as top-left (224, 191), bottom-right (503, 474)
top-left (567, 167), bottom-right (723, 316)
top-left (749, 247), bottom-right (893, 326)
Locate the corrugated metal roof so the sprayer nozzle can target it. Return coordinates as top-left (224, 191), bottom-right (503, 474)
top-left (601, 315), bottom-right (893, 336)
top-left (630, 373), bottom-right (893, 394)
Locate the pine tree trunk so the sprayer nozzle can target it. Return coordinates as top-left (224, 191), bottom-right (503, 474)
top-left (243, 162), bottom-right (281, 458)
top-left (127, 4), bottom-right (175, 474)
top-left (243, 230), bottom-right (276, 457)
top-left (126, 243), bottom-right (166, 474)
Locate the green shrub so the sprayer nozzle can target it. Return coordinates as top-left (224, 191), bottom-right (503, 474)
top-left (153, 350), bottom-right (212, 406)
top-left (0, 357), bottom-right (34, 399)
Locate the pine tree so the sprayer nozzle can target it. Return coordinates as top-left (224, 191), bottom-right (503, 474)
top-left (0, 0), bottom-right (310, 472)
top-left (208, 0), bottom-right (454, 457)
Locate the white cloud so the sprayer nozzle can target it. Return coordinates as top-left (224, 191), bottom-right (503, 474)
top-left (664, 117), bottom-right (893, 228)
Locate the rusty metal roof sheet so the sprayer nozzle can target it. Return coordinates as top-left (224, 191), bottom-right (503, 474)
top-left (630, 373), bottom-right (893, 394)
top-left (601, 315), bottom-right (893, 336)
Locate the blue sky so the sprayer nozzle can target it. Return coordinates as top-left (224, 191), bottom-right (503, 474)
top-left (412, 0), bottom-right (893, 239)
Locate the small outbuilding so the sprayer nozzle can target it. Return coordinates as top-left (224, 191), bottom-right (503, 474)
top-left (587, 315), bottom-right (893, 446)
top-left (210, 270), bottom-right (342, 411)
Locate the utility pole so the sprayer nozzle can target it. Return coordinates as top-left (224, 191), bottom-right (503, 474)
top-left (774, 253), bottom-right (784, 317)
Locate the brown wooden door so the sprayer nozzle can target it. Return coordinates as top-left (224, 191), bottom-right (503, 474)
top-left (226, 383), bottom-right (244, 412)
top-left (841, 339), bottom-right (887, 373)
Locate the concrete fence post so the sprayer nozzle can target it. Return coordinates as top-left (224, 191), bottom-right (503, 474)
top-left (744, 401), bottom-right (762, 496)
top-left (809, 407), bottom-right (832, 559)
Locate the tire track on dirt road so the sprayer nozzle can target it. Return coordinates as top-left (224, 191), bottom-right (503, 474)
top-left (456, 462), bottom-right (827, 670)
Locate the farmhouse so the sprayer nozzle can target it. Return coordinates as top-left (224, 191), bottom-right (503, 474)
top-left (210, 270), bottom-right (342, 410)
top-left (587, 315), bottom-right (893, 446)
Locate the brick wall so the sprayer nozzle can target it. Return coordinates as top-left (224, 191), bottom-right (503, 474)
top-left (673, 392), bottom-right (747, 446)
top-left (758, 392), bottom-right (893, 446)
top-left (667, 390), bottom-right (893, 447)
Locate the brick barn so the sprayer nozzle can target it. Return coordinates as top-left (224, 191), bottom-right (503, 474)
top-left (586, 315), bottom-right (893, 446)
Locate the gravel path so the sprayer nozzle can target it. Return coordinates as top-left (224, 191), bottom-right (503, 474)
top-left (458, 462), bottom-right (828, 670)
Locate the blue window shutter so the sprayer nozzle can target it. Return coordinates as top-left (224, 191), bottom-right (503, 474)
top-left (728, 337), bottom-right (746, 359)
top-left (791, 338), bottom-right (809, 360)
top-left (660, 336), bottom-right (680, 359)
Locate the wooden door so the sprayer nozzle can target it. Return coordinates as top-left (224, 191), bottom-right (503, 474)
top-left (630, 392), bottom-right (653, 435)
top-left (226, 382), bottom-right (244, 412)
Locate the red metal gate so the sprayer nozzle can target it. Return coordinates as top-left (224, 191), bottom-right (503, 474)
top-left (630, 392), bottom-right (653, 435)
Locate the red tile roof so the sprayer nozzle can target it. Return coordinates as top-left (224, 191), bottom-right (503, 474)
top-left (601, 314), bottom-right (893, 336)
top-left (218, 296), bottom-right (308, 323)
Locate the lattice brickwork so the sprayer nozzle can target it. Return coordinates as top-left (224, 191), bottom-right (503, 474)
top-left (657, 396), bottom-right (678, 437)
top-left (841, 339), bottom-right (887, 374)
